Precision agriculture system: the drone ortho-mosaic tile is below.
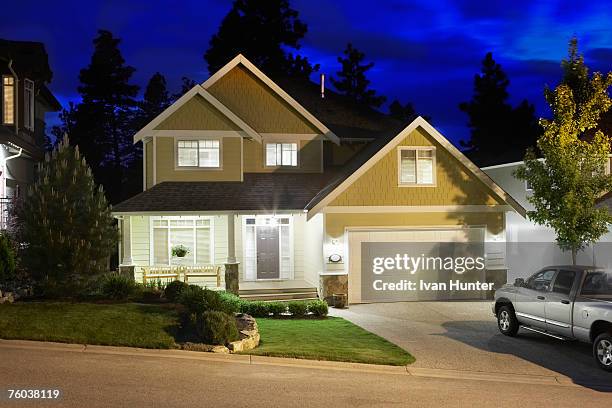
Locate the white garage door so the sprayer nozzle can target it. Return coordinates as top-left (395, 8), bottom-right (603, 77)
top-left (348, 227), bottom-right (485, 303)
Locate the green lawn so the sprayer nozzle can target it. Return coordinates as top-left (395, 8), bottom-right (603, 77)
top-left (244, 317), bottom-right (415, 366)
top-left (0, 302), bottom-right (178, 349)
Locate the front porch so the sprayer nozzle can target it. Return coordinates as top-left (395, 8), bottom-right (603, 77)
top-left (117, 212), bottom-right (322, 298)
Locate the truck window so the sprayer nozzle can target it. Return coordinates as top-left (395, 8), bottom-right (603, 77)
top-left (581, 271), bottom-right (612, 297)
top-left (552, 270), bottom-right (576, 295)
top-left (526, 269), bottom-right (556, 292)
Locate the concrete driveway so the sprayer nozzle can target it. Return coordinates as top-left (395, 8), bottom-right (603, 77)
top-left (331, 302), bottom-right (612, 389)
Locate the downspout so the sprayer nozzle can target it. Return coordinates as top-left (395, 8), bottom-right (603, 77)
top-left (7, 60), bottom-right (19, 135)
top-left (1, 147), bottom-right (22, 198)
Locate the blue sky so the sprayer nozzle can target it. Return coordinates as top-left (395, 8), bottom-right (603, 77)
top-left (2, 0), bottom-right (612, 145)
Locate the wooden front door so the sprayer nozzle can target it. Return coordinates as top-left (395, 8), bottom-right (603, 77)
top-left (256, 226), bottom-right (280, 279)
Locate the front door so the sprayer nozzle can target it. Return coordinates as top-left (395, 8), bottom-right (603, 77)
top-left (256, 226), bottom-right (279, 279)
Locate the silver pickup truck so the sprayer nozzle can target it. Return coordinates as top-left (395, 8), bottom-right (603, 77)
top-left (493, 266), bottom-right (612, 371)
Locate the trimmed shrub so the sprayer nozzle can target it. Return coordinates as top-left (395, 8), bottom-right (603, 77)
top-left (307, 300), bottom-right (328, 317)
top-left (140, 287), bottom-right (163, 302)
top-left (287, 301), bottom-right (308, 317)
top-left (164, 280), bottom-right (189, 302)
top-left (196, 311), bottom-right (239, 345)
top-left (218, 291), bottom-right (243, 314)
top-left (267, 301), bottom-right (287, 316)
top-left (0, 233), bottom-right (16, 284)
top-left (100, 273), bottom-right (137, 300)
top-left (178, 285), bottom-right (207, 314)
top-left (241, 301), bottom-right (270, 317)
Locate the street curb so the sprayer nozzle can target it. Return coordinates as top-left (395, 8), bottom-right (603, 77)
top-left (0, 339), bottom-right (603, 389)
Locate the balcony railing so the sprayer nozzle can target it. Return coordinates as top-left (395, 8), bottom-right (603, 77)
top-left (0, 197), bottom-right (13, 230)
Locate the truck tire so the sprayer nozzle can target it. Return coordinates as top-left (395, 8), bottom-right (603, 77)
top-left (497, 305), bottom-right (519, 337)
top-left (593, 333), bottom-right (612, 372)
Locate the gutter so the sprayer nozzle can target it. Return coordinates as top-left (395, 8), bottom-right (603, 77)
top-left (7, 60), bottom-right (19, 135)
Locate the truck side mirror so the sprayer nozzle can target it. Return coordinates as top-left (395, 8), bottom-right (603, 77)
top-left (514, 278), bottom-right (525, 287)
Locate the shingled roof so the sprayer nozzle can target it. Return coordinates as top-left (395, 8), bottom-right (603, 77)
top-left (112, 172), bottom-right (339, 213)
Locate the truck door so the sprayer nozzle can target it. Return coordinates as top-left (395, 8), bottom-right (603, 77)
top-left (544, 269), bottom-right (577, 338)
top-left (514, 269), bottom-right (556, 329)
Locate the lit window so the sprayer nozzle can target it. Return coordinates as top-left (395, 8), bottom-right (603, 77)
top-left (3, 76), bottom-right (15, 125)
top-left (24, 79), bottom-right (34, 131)
top-left (266, 143), bottom-right (297, 166)
top-left (399, 147), bottom-right (435, 185)
top-left (177, 140), bottom-right (220, 167)
top-left (152, 217), bottom-right (213, 266)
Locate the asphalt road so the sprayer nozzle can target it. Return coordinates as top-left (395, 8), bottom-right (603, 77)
top-left (0, 341), bottom-right (611, 408)
top-left (330, 301), bottom-right (612, 389)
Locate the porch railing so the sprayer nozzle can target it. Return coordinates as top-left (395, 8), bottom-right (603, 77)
top-left (142, 265), bottom-right (222, 287)
top-left (0, 197), bottom-right (12, 230)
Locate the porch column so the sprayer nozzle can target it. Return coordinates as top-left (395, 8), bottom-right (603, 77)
top-left (122, 216), bottom-right (133, 265)
top-left (224, 213), bottom-right (239, 295)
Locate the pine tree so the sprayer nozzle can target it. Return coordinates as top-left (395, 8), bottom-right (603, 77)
top-left (331, 43), bottom-right (386, 108)
top-left (12, 136), bottom-right (117, 294)
top-left (53, 30), bottom-right (139, 204)
top-left (171, 76), bottom-right (198, 102)
top-left (138, 72), bottom-right (171, 125)
top-left (204, 0), bottom-right (314, 79)
top-left (389, 99), bottom-right (417, 123)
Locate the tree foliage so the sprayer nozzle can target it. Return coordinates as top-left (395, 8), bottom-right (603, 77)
top-left (204, 0), bottom-right (316, 79)
top-left (460, 52), bottom-right (540, 161)
top-left (137, 72), bottom-right (171, 128)
top-left (13, 136), bottom-right (117, 290)
top-left (331, 43), bottom-right (386, 108)
top-left (52, 30), bottom-right (140, 204)
top-left (515, 40), bottom-right (612, 264)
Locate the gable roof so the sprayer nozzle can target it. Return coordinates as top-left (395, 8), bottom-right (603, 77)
top-left (306, 116), bottom-right (527, 218)
top-left (202, 54), bottom-right (340, 144)
top-left (133, 85), bottom-right (261, 143)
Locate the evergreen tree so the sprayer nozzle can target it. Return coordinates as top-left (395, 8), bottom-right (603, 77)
top-left (138, 72), bottom-right (171, 125)
top-left (460, 52), bottom-right (539, 160)
top-left (204, 0), bottom-right (315, 78)
top-left (12, 136), bottom-right (117, 294)
top-left (171, 76), bottom-right (198, 102)
top-left (53, 30), bottom-right (139, 204)
top-left (331, 43), bottom-right (386, 108)
top-left (389, 99), bottom-right (417, 122)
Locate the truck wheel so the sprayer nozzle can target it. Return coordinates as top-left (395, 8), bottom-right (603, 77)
top-left (593, 333), bottom-right (612, 372)
top-left (497, 306), bottom-right (519, 337)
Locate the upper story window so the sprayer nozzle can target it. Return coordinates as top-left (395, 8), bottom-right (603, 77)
top-left (177, 139), bottom-right (220, 168)
top-left (398, 147), bottom-right (436, 186)
top-left (24, 79), bottom-right (35, 131)
top-left (3, 76), bottom-right (15, 125)
top-left (266, 142), bottom-right (297, 167)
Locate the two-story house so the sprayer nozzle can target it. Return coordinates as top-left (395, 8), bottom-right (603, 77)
top-left (113, 54), bottom-right (525, 303)
top-left (0, 39), bottom-right (61, 228)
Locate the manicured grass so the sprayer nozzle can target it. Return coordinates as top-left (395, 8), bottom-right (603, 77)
top-left (0, 302), bottom-right (179, 349)
top-left (244, 317), bottom-right (415, 366)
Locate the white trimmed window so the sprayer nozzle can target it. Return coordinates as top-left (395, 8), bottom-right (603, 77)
top-left (151, 217), bottom-right (214, 266)
top-left (398, 147), bottom-right (436, 185)
top-left (24, 79), bottom-right (35, 131)
top-left (3, 76), bottom-right (15, 125)
top-left (177, 139), bottom-right (220, 168)
top-left (265, 143), bottom-right (297, 166)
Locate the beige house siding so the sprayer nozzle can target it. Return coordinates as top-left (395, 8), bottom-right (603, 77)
top-left (207, 65), bottom-right (319, 134)
top-left (154, 95), bottom-right (240, 131)
top-left (329, 127), bottom-right (503, 207)
top-left (155, 136), bottom-right (243, 182)
top-left (243, 138), bottom-right (323, 173)
top-left (130, 215), bottom-right (151, 282)
top-left (145, 140), bottom-right (153, 189)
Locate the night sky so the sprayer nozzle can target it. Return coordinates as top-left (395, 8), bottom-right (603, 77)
top-left (2, 0), bottom-right (612, 145)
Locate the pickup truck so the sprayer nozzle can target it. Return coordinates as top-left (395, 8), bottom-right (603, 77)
top-left (493, 265), bottom-right (612, 371)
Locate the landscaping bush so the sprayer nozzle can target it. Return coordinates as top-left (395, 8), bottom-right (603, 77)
top-left (164, 280), bottom-right (189, 302)
top-left (218, 291), bottom-right (244, 314)
top-left (241, 300), bottom-right (270, 317)
top-left (267, 301), bottom-right (287, 316)
top-left (100, 273), bottom-right (137, 300)
top-left (287, 301), bottom-right (308, 317)
top-left (140, 287), bottom-right (162, 303)
top-left (0, 233), bottom-right (16, 284)
top-left (307, 300), bottom-right (328, 317)
top-left (195, 311), bottom-right (239, 345)
top-left (178, 285), bottom-right (207, 314)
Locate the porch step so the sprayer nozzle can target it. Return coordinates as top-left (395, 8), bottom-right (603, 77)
top-left (239, 287), bottom-right (319, 302)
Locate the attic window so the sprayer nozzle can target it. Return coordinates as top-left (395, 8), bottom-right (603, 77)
top-left (398, 147), bottom-right (436, 186)
top-left (265, 143), bottom-right (297, 167)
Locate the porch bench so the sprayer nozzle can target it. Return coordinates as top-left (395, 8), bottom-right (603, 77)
top-left (184, 265), bottom-right (222, 287)
top-left (141, 266), bottom-right (181, 284)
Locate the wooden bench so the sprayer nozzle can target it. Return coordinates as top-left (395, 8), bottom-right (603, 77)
top-left (184, 265), bottom-right (222, 287)
top-left (141, 266), bottom-right (181, 284)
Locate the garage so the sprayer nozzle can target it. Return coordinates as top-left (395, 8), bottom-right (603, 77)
top-left (347, 227), bottom-right (487, 303)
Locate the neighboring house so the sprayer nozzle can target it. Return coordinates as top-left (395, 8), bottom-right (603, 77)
top-left (0, 39), bottom-right (61, 228)
top-left (483, 159), bottom-right (612, 282)
top-left (113, 54), bottom-right (525, 303)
